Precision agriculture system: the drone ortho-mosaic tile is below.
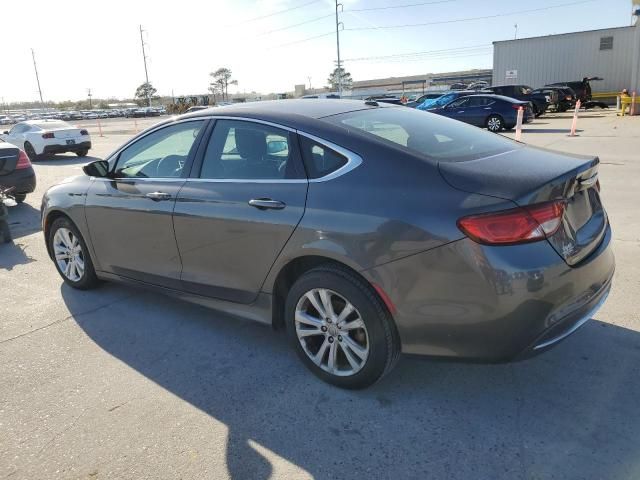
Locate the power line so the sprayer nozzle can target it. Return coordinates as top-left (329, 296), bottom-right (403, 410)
top-left (257, 13), bottom-right (333, 36)
top-left (345, 0), bottom-right (599, 31)
top-left (235, 0), bottom-right (321, 25)
top-left (346, 0), bottom-right (456, 13)
top-left (270, 30), bottom-right (334, 49)
top-left (343, 44), bottom-right (492, 62)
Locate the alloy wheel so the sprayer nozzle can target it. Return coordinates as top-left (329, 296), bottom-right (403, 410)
top-left (53, 227), bottom-right (85, 282)
top-left (487, 116), bottom-right (502, 132)
top-left (295, 288), bottom-right (369, 377)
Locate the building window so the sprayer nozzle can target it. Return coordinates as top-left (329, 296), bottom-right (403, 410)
top-left (600, 36), bottom-right (613, 50)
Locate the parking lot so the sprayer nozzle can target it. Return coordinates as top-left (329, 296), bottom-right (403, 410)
top-left (1, 111), bottom-right (639, 479)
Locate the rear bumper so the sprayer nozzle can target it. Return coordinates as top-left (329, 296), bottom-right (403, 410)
top-left (2, 167), bottom-right (36, 194)
top-left (363, 223), bottom-right (614, 361)
top-left (42, 141), bottom-right (91, 155)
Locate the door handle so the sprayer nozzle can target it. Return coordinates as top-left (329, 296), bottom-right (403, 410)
top-left (145, 191), bottom-right (172, 201)
top-left (248, 198), bottom-right (286, 210)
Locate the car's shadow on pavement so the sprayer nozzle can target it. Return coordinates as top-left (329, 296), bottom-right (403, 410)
top-left (5, 202), bottom-right (41, 240)
top-left (62, 285), bottom-right (640, 480)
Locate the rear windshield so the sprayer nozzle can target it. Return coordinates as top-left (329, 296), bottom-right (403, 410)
top-left (32, 121), bottom-right (72, 130)
top-left (324, 107), bottom-right (519, 162)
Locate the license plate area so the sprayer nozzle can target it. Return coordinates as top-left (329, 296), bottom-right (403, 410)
top-left (66, 139), bottom-right (75, 145)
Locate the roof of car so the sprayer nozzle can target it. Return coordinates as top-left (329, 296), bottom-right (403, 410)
top-left (181, 99), bottom-right (392, 122)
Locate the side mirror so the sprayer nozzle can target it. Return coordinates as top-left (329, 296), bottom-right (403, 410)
top-left (82, 160), bottom-right (110, 178)
top-left (3, 131), bottom-right (8, 135)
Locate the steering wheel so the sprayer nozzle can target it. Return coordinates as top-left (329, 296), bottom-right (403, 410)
top-left (156, 155), bottom-right (184, 177)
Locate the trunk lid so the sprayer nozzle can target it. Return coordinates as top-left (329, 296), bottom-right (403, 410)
top-left (0, 144), bottom-right (19, 176)
top-left (50, 128), bottom-right (83, 139)
top-left (439, 146), bottom-right (607, 265)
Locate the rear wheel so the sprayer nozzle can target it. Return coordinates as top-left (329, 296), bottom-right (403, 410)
top-left (48, 217), bottom-right (100, 290)
top-left (13, 194), bottom-right (26, 204)
top-left (76, 149), bottom-right (89, 157)
top-left (486, 115), bottom-right (504, 132)
top-left (24, 142), bottom-right (38, 161)
top-left (286, 266), bottom-right (400, 389)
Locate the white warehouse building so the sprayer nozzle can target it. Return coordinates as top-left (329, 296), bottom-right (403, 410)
top-left (492, 23), bottom-right (640, 94)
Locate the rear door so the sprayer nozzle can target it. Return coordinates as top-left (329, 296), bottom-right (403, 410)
top-left (84, 119), bottom-right (207, 285)
top-left (173, 119), bottom-right (308, 304)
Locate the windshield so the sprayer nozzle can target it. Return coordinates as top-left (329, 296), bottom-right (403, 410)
top-left (324, 107), bottom-right (520, 162)
top-left (426, 93), bottom-right (458, 109)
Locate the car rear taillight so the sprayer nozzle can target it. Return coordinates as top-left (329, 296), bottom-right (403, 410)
top-left (80, 129), bottom-right (89, 135)
top-left (42, 132), bottom-right (54, 139)
top-left (457, 201), bottom-right (566, 245)
top-left (16, 150), bottom-right (32, 170)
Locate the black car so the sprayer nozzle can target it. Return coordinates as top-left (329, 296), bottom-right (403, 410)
top-left (430, 94), bottom-right (534, 132)
top-left (546, 77), bottom-right (602, 104)
top-left (532, 86), bottom-right (577, 112)
top-left (484, 85), bottom-right (549, 117)
top-left (0, 142), bottom-right (36, 203)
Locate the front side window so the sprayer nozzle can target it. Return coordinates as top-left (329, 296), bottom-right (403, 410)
top-left (467, 97), bottom-right (494, 107)
top-left (199, 120), bottom-right (301, 180)
top-left (447, 98), bottom-right (469, 108)
top-left (114, 121), bottom-right (205, 178)
top-left (326, 107), bottom-right (519, 162)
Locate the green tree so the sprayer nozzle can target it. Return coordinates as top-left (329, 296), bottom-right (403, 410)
top-left (134, 82), bottom-right (158, 107)
top-left (327, 67), bottom-right (353, 91)
top-left (209, 68), bottom-right (237, 101)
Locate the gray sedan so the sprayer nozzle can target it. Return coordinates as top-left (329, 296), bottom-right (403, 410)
top-left (41, 99), bottom-right (614, 388)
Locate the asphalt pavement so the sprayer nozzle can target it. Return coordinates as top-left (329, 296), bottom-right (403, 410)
top-left (1, 111), bottom-right (639, 480)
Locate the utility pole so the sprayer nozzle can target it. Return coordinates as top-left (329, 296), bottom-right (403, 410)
top-left (514, 23), bottom-right (518, 40)
top-left (335, 0), bottom-right (343, 95)
top-left (139, 25), bottom-right (151, 107)
top-left (31, 48), bottom-right (45, 111)
top-left (87, 88), bottom-right (93, 109)
top-left (307, 76), bottom-right (312, 91)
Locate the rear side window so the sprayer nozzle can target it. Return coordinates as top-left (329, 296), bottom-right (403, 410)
top-left (325, 107), bottom-right (519, 162)
top-left (299, 137), bottom-right (347, 179)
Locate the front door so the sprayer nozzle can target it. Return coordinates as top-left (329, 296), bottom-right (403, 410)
top-left (84, 120), bottom-right (207, 286)
top-left (173, 119), bottom-right (308, 303)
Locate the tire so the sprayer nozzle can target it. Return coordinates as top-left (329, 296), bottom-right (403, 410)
top-left (13, 194), bottom-right (26, 204)
top-left (486, 115), bottom-right (504, 133)
top-left (76, 149), bottom-right (89, 157)
top-left (0, 220), bottom-right (11, 243)
top-left (48, 217), bottom-right (100, 290)
top-left (24, 142), bottom-right (39, 161)
top-left (285, 265), bottom-right (400, 389)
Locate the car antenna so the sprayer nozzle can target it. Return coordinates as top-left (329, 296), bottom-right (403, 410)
top-left (364, 100), bottom-right (379, 106)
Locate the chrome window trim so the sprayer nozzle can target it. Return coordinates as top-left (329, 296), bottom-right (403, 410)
top-left (104, 115), bottom-right (362, 184)
top-left (296, 131), bottom-right (363, 183)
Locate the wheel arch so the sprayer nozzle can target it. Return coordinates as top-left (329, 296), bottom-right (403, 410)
top-left (269, 254), bottom-right (394, 331)
top-left (43, 209), bottom-right (73, 259)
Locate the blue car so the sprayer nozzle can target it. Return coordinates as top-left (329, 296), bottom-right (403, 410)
top-left (427, 94), bottom-right (534, 132)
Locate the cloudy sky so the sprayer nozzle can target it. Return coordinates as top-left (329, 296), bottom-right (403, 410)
top-left (1, 0), bottom-right (632, 102)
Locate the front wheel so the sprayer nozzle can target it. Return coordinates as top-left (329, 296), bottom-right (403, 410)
top-left (286, 266), bottom-right (400, 389)
top-left (486, 115), bottom-right (504, 132)
top-left (76, 149), bottom-right (89, 157)
top-left (13, 194), bottom-right (26, 204)
top-left (48, 217), bottom-right (100, 289)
